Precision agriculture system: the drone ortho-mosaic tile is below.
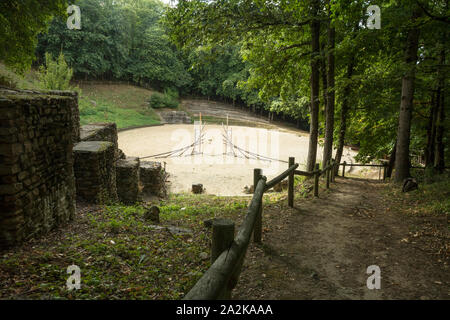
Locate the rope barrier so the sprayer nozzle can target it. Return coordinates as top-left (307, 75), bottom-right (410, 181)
top-left (139, 121), bottom-right (288, 164)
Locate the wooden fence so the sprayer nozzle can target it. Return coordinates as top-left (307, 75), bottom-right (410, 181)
top-left (338, 161), bottom-right (431, 181)
top-left (339, 161), bottom-right (389, 180)
top-left (183, 157), bottom-right (342, 300)
top-left (183, 158), bottom-right (444, 299)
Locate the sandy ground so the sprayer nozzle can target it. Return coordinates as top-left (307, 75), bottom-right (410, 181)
top-left (118, 124), bottom-right (360, 196)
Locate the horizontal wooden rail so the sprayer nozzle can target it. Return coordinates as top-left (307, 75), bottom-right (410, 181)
top-left (264, 163), bottom-right (299, 191)
top-left (339, 163), bottom-right (385, 167)
top-left (184, 177), bottom-right (267, 300)
top-left (294, 170), bottom-right (313, 177)
top-left (184, 156), bottom-right (342, 300)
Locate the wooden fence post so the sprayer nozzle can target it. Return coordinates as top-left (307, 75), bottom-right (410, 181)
top-left (211, 218), bottom-right (235, 264)
top-left (383, 163), bottom-right (387, 181)
top-left (288, 157), bottom-right (295, 208)
top-left (342, 161), bottom-right (346, 178)
top-left (253, 168), bottom-right (263, 243)
top-left (314, 163), bottom-right (319, 197)
top-left (326, 160), bottom-right (330, 189)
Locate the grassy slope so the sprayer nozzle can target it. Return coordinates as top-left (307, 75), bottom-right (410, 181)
top-left (0, 63), bottom-right (41, 89)
top-left (78, 83), bottom-right (161, 129)
top-left (385, 169), bottom-right (450, 220)
top-left (0, 177), bottom-right (314, 300)
top-left (383, 170), bottom-right (449, 262)
top-left (0, 195), bottom-right (252, 299)
top-left (0, 64), bottom-right (162, 130)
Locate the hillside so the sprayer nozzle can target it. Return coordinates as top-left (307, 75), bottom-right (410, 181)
top-left (78, 83), bottom-right (161, 129)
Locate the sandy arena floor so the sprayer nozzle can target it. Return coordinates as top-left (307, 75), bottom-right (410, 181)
top-left (118, 124), bottom-right (359, 196)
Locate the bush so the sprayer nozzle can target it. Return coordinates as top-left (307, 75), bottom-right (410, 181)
top-left (38, 52), bottom-right (73, 90)
top-left (149, 92), bottom-right (179, 109)
top-left (0, 63), bottom-right (19, 88)
top-left (164, 87), bottom-right (179, 100)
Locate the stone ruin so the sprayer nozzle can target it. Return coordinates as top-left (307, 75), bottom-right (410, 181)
top-left (73, 141), bottom-right (118, 203)
top-left (80, 122), bottom-right (123, 160)
top-left (140, 161), bottom-right (167, 198)
top-left (74, 125), bottom-right (168, 205)
top-left (0, 88), bottom-right (78, 248)
top-left (116, 157), bottom-right (140, 204)
top-left (159, 111), bottom-right (191, 124)
top-left (0, 88), bottom-right (168, 248)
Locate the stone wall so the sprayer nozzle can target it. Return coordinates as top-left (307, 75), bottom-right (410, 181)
top-left (0, 88), bottom-right (77, 248)
top-left (73, 141), bottom-right (118, 204)
top-left (140, 161), bottom-right (167, 198)
top-left (159, 111), bottom-right (192, 124)
top-left (45, 90), bottom-right (80, 143)
top-left (116, 157), bottom-right (140, 204)
top-left (80, 123), bottom-right (118, 158)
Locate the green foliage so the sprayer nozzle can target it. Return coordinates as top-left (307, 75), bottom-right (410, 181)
top-left (149, 91), bottom-right (179, 109)
top-left (37, 0), bottom-right (191, 90)
top-left (38, 52), bottom-right (73, 90)
top-left (388, 169), bottom-right (450, 217)
top-left (165, 0), bottom-right (449, 166)
top-left (78, 96), bottom-right (161, 128)
top-left (0, 63), bottom-right (45, 90)
top-left (164, 87), bottom-right (179, 100)
top-left (0, 63), bottom-right (20, 88)
top-left (0, 193), bottom-right (258, 299)
top-left (0, 0), bottom-right (67, 71)
top-left (165, 0), bottom-right (313, 118)
top-left (184, 44), bottom-right (267, 110)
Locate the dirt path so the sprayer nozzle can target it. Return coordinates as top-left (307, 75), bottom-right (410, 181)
top-left (233, 178), bottom-right (449, 300)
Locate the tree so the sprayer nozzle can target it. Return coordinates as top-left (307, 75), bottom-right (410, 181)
top-left (322, 0), bottom-right (336, 168)
top-left (37, 0), bottom-right (191, 90)
top-left (394, 7), bottom-right (423, 183)
top-left (0, 0), bottom-right (67, 71)
top-left (166, 0), bottom-right (326, 171)
top-left (306, 0), bottom-right (321, 172)
top-left (38, 52), bottom-right (73, 90)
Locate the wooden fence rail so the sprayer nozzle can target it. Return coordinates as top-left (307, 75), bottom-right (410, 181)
top-left (184, 156), bottom-right (446, 299)
top-left (340, 161), bottom-right (389, 180)
top-left (183, 157), bottom-right (336, 300)
top-left (183, 176), bottom-right (267, 300)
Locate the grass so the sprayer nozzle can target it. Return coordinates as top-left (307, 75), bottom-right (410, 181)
top-left (78, 83), bottom-right (161, 129)
top-left (386, 169), bottom-right (450, 218)
top-left (0, 67), bottom-right (161, 130)
top-left (0, 193), bottom-right (263, 300)
top-left (0, 63), bottom-right (41, 90)
top-left (382, 170), bottom-right (450, 263)
top-left (0, 183), bottom-right (304, 300)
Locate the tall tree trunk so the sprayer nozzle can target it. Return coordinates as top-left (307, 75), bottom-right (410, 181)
top-left (334, 60), bottom-right (354, 175)
top-left (394, 9), bottom-right (422, 183)
top-left (323, 12), bottom-right (335, 167)
top-left (425, 91), bottom-right (437, 167)
top-left (320, 43), bottom-right (327, 124)
top-left (306, 0), bottom-right (321, 172)
top-left (434, 45), bottom-right (446, 171)
top-left (387, 141), bottom-right (397, 178)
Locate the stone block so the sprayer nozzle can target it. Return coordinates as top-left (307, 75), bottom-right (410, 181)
top-left (116, 156), bottom-right (140, 204)
top-left (80, 123), bottom-right (118, 159)
top-left (140, 161), bottom-right (167, 197)
top-left (73, 141), bottom-right (118, 204)
top-left (0, 88), bottom-right (76, 249)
